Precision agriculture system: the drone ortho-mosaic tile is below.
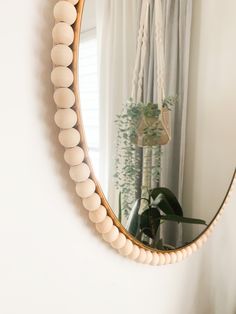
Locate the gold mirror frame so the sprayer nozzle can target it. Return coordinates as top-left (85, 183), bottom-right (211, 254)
top-left (51, 0), bottom-right (236, 265)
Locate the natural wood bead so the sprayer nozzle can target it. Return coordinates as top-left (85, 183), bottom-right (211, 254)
top-left (164, 253), bottom-right (171, 264)
top-left (96, 216), bottom-right (113, 234)
top-left (52, 22), bottom-right (74, 45)
top-left (102, 226), bottom-right (119, 243)
top-left (158, 253), bottom-right (166, 265)
top-left (119, 240), bottom-right (133, 257)
top-left (186, 246), bottom-right (193, 256)
top-left (111, 233), bottom-right (126, 250)
top-left (76, 179), bottom-right (95, 198)
top-left (51, 67), bottom-right (74, 88)
top-left (64, 146), bottom-right (84, 166)
top-left (181, 249), bottom-right (187, 259)
top-left (89, 206), bottom-right (107, 224)
top-left (54, 1), bottom-right (77, 25)
top-left (54, 109), bottom-right (77, 129)
top-left (54, 88), bottom-right (75, 108)
top-left (137, 248), bottom-right (146, 263)
top-left (144, 251), bottom-right (153, 264)
top-left (69, 162), bottom-right (90, 182)
top-left (151, 253), bottom-right (159, 266)
top-left (83, 193), bottom-right (101, 211)
top-left (176, 251), bottom-right (183, 263)
top-left (67, 0), bottom-right (79, 5)
top-left (201, 234), bottom-right (208, 243)
top-left (191, 243), bottom-right (198, 252)
top-left (170, 252), bottom-right (177, 264)
top-left (196, 238), bottom-right (203, 249)
top-left (128, 245), bottom-right (140, 260)
top-left (59, 128), bottom-right (80, 148)
top-left (51, 45), bottom-right (73, 66)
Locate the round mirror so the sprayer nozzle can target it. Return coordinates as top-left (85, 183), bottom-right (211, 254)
top-left (77, 0), bottom-right (236, 251)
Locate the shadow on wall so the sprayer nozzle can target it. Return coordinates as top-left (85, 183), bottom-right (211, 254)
top-left (33, 0), bottom-right (99, 238)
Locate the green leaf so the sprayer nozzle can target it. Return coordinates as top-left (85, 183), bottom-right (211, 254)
top-left (125, 199), bottom-right (142, 236)
top-left (158, 215), bottom-right (207, 225)
top-left (150, 187), bottom-right (183, 216)
top-left (140, 208), bottom-right (161, 239)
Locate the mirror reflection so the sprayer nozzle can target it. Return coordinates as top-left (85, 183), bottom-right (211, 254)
top-left (79, 0), bottom-right (235, 250)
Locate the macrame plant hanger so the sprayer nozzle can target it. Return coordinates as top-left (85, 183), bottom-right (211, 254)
top-left (131, 0), bottom-right (171, 147)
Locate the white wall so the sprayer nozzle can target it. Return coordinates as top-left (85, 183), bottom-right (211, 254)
top-left (0, 1), bottom-right (235, 314)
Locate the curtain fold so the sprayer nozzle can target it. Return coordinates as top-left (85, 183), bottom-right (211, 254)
top-left (96, 0), bottom-right (141, 216)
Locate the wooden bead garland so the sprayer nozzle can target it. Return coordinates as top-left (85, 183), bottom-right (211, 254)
top-left (51, 0), bottom-right (235, 266)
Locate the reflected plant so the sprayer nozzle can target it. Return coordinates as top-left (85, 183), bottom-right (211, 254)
top-left (114, 97), bottom-right (177, 220)
top-left (125, 187), bottom-right (207, 250)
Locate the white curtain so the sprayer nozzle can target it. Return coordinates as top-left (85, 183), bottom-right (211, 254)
top-left (96, 0), bottom-right (193, 226)
top-left (96, 0), bottom-right (141, 215)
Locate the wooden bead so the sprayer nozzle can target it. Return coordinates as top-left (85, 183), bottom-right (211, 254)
top-left (54, 1), bottom-right (77, 25)
top-left (59, 128), bottom-right (80, 148)
top-left (158, 253), bottom-right (166, 265)
top-left (186, 246), bottom-right (193, 256)
top-left (89, 206), bottom-right (107, 224)
top-left (119, 240), bottom-right (133, 257)
top-left (67, 0), bottom-right (79, 5)
top-left (83, 193), bottom-right (101, 211)
top-left (54, 88), bottom-right (75, 108)
top-left (111, 233), bottom-right (126, 250)
top-left (96, 216), bottom-right (113, 234)
top-left (51, 67), bottom-right (74, 88)
top-left (164, 253), bottom-right (171, 264)
top-left (69, 162), bottom-right (90, 182)
top-left (144, 251), bottom-right (153, 264)
top-left (52, 22), bottom-right (74, 45)
top-left (51, 45), bottom-right (73, 66)
top-left (170, 252), bottom-right (177, 264)
top-left (102, 226), bottom-right (119, 243)
top-left (64, 146), bottom-right (84, 166)
top-left (191, 243), bottom-right (198, 252)
top-left (128, 245), bottom-right (140, 260)
top-left (196, 238), bottom-right (203, 249)
top-left (176, 251), bottom-right (183, 263)
top-left (201, 234), bottom-right (208, 243)
top-left (181, 249), bottom-right (187, 259)
top-left (137, 248), bottom-right (146, 263)
top-left (76, 179), bottom-right (95, 198)
top-left (151, 253), bottom-right (159, 266)
top-left (54, 109), bottom-right (77, 129)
